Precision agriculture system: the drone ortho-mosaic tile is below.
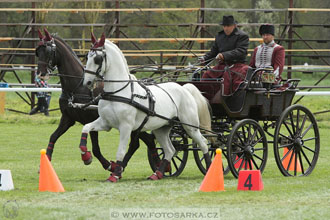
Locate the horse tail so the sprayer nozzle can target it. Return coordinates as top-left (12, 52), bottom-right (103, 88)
top-left (182, 83), bottom-right (216, 144)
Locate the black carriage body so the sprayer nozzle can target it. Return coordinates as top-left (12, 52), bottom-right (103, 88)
top-left (177, 81), bottom-right (297, 121)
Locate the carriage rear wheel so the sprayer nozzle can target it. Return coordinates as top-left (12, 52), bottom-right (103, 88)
top-left (193, 144), bottom-right (230, 175)
top-left (274, 104), bottom-right (320, 176)
top-left (227, 119), bottom-right (268, 178)
top-left (147, 127), bottom-right (189, 177)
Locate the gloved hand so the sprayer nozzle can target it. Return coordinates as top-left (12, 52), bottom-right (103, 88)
top-left (198, 56), bottom-right (205, 63)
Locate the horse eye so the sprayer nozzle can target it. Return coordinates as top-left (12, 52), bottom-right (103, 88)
top-left (94, 55), bottom-right (103, 65)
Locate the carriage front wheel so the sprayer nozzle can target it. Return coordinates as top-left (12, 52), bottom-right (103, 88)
top-left (227, 119), bottom-right (268, 178)
top-left (274, 104), bottom-right (320, 176)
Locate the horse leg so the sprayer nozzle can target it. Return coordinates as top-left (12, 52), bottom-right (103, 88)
top-left (121, 130), bottom-right (140, 169)
top-left (148, 126), bottom-right (175, 180)
top-left (121, 131), bottom-right (156, 169)
top-left (80, 118), bottom-right (111, 166)
top-left (90, 131), bottom-right (111, 170)
top-left (139, 132), bottom-right (160, 165)
top-left (107, 124), bottom-right (133, 183)
top-left (46, 114), bottom-right (75, 161)
top-left (184, 126), bottom-right (212, 170)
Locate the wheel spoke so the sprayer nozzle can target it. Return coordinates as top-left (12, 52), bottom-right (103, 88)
top-left (298, 114), bottom-right (307, 136)
top-left (254, 147), bottom-right (267, 151)
top-left (278, 143), bottom-right (294, 149)
top-left (251, 157), bottom-right (260, 170)
top-left (235, 131), bottom-right (244, 145)
top-left (233, 154), bottom-right (243, 165)
top-left (247, 124), bottom-right (252, 142)
top-left (200, 154), bottom-right (205, 163)
top-left (175, 155), bottom-right (183, 163)
top-left (285, 149), bottom-right (295, 172)
top-left (301, 123), bottom-right (313, 138)
top-left (278, 132), bottom-right (294, 142)
top-left (241, 126), bottom-right (247, 143)
top-left (248, 159), bottom-right (253, 170)
top-left (302, 144), bottom-right (316, 153)
top-left (298, 151), bottom-right (305, 175)
top-left (250, 128), bottom-right (258, 143)
top-left (233, 149), bottom-right (244, 154)
top-left (300, 148), bottom-right (312, 167)
top-left (252, 153), bottom-right (264, 162)
top-left (251, 135), bottom-right (264, 147)
top-left (296, 109), bottom-right (300, 133)
top-left (237, 155), bottom-right (245, 173)
top-left (283, 120), bottom-right (294, 138)
top-left (172, 158), bottom-right (179, 171)
top-left (244, 159), bottom-right (248, 170)
top-left (303, 137), bottom-right (317, 142)
top-left (281, 147), bottom-right (293, 162)
top-left (233, 142), bottom-right (245, 150)
top-left (294, 150), bottom-right (298, 176)
top-left (289, 111), bottom-right (296, 135)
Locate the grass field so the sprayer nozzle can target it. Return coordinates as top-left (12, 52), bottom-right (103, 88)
top-left (0, 100), bottom-right (330, 220)
top-left (0, 72), bottom-right (330, 219)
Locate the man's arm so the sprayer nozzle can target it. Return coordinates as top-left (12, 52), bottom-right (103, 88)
top-left (203, 38), bottom-right (219, 63)
top-left (273, 46), bottom-right (285, 79)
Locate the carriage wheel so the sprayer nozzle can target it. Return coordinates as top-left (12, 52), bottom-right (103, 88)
top-left (147, 127), bottom-right (189, 177)
top-left (227, 119), bottom-right (268, 178)
top-left (274, 104), bottom-right (320, 176)
top-left (193, 143), bottom-right (230, 175)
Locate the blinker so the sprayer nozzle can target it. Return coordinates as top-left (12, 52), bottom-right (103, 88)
top-left (94, 55), bottom-right (103, 65)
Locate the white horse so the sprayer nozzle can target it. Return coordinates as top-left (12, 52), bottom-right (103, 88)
top-left (81, 33), bottom-right (212, 182)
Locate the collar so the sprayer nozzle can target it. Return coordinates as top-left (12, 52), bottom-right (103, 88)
top-left (263, 40), bottom-right (276, 47)
top-left (218, 27), bottom-right (239, 36)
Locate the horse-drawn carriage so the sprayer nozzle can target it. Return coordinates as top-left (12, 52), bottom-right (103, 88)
top-left (148, 68), bottom-right (320, 178)
top-left (36, 29), bottom-right (320, 181)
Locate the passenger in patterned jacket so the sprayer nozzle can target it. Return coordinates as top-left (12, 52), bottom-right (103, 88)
top-left (199, 15), bottom-right (250, 95)
top-left (249, 24), bottom-right (285, 83)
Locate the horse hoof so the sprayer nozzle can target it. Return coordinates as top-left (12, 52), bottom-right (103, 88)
top-left (106, 174), bottom-right (121, 183)
top-left (82, 151), bottom-right (93, 165)
top-left (147, 171), bottom-right (163, 180)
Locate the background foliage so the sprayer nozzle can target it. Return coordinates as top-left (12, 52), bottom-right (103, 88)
top-left (0, 0), bottom-right (329, 66)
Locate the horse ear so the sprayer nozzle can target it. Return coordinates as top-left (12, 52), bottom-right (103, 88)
top-left (37, 29), bottom-right (43, 40)
top-left (98, 33), bottom-right (105, 47)
top-left (44, 28), bottom-right (52, 41)
top-left (91, 32), bottom-right (97, 45)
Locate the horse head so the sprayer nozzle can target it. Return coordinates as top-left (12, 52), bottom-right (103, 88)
top-left (35, 28), bottom-right (57, 77)
top-left (84, 33), bottom-right (106, 89)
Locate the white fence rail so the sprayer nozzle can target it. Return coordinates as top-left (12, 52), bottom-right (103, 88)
top-left (1, 88), bottom-right (330, 95)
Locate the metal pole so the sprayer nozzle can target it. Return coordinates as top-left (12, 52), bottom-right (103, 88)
top-left (31, 2), bottom-right (36, 109)
top-left (115, 0), bottom-right (120, 46)
top-left (200, 0), bottom-right (205, 50)
top-left (287, 0), bottom-right (294, 79)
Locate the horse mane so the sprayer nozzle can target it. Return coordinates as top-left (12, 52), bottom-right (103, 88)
top-left (53, 35), bottom-right (84, 68)
top-left (105, 40), bottom-right (130, 74)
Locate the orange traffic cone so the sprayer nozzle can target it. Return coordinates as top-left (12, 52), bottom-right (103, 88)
top-left (39, 149), bottom-right (65, 192)
top-left (282, 148), bottom-right (302, 172)
top-left (199, 149), bottom-right (224, 192)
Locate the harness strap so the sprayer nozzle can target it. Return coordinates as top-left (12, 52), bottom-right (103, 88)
top-left (102, 94), bottom-right (155, 117)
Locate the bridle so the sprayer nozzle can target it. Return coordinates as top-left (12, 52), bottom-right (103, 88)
top-left (84, 47), bottom-right (107, 80)
top-left (36, 38), bottom-right (57, 75)
top-left (35, 38), bottom-right (85, 96)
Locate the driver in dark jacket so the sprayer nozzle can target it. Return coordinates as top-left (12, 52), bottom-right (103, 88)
top-left (199, 15), bottom-right (250, 95)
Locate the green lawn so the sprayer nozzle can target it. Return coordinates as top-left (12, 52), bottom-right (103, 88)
top-left (0, 111), bottom-right (329, 219)
top-left (0, 71), bottom-right (329, 219)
